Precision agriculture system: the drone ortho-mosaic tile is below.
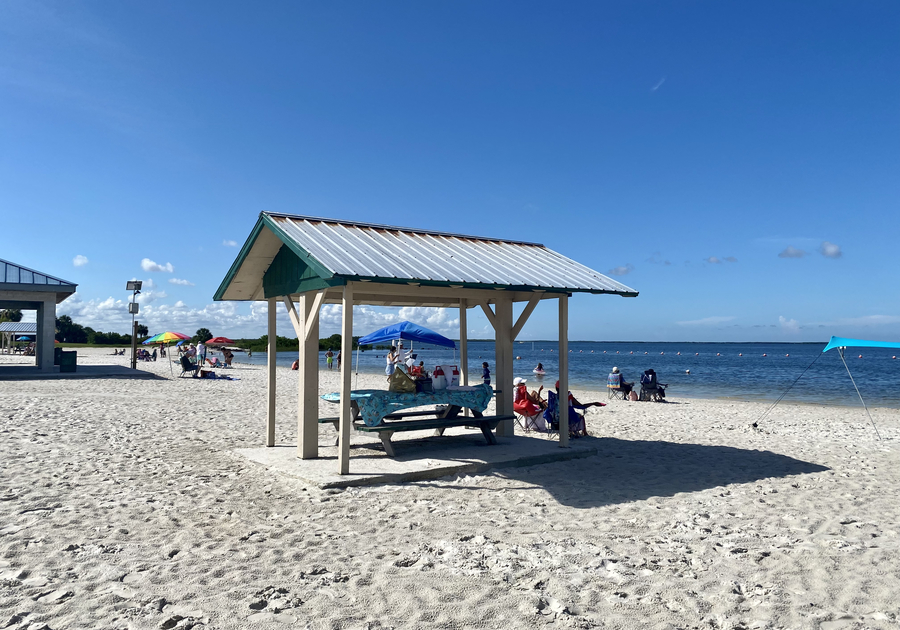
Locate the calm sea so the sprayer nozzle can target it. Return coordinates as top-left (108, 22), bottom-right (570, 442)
top-left (231, 341), bottom-right (900, 408)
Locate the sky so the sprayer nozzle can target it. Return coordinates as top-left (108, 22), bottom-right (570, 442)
top-left (1, 1), bottom-right (898, 342)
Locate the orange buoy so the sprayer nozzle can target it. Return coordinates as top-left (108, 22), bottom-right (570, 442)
top-left (739, 353), bottom-right (742, 356)
top-left (630, 351), bottom-right (633, 354)
top-left (716, 353), bottom-right (721, 356)
top-left (786, 354), bottom-right (789, 357)
top-left (695, 352), bottom-right (699, 356)
top-left (858, 354), bottom-right (863, 359)
top-left (677, 352), bottom-right (681, 355)
top-left (763, 353), bottom-right (767, 357)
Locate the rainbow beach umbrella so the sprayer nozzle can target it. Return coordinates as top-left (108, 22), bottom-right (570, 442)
top-left (143, 331), bottom-right (191, 345)
top-left (143, 331), bottom-right (191, 378)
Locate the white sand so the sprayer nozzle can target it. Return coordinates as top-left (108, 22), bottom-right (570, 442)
top-left (1, 348), bottom-right (899, 629)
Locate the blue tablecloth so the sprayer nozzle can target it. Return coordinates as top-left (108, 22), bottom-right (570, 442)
top-left (322, 385), bottom-right (493, 427)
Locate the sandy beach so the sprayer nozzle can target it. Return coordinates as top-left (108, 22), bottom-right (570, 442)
top-left (2, 348), bottom-right (899, 629)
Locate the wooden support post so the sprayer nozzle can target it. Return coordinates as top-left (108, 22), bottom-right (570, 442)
top-left (266, 297), bottom-right (277, 447)
top-left (558, 293), bottom-right (569, 447)
top-left (338, 283), bottom-right (354, 475)
top-left (299, 292), bottom-right (320, 459)
top-left (494, 298), bottom-right (514, 436)
top-left (459, 299), bottom-right (468, 386)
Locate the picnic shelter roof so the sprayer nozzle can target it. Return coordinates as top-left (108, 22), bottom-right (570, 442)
top-left (215, 213), bottom-right (638, 306)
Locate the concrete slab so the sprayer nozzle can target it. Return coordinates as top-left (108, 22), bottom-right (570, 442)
top-left (236, 428), bottom-right (599, 489)
top-left (0, 364), bottom-right (161, 380)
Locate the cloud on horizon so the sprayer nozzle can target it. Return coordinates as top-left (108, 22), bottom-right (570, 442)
top-left (778, 246), bottom-right (807, 259)
top-left (608, 263), bottom-right (634, 276)
top-left (141, 258), bottom-right (174, 273)
top-left (168, 278), bottom-right (195, 286)
top-left (779, 315), bottom-right (800, 332)
top-left (73, 254), bottom-right (88, 267)
top-left (677, 316), bottom-right (737, 326)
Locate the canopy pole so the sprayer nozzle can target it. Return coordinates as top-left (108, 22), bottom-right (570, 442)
top-left (839, 348), bottom-right (882, 441)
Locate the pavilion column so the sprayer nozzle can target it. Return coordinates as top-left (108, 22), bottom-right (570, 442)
top-left (338, 283), bottom-right (354, 474)
top-left (459, 299), bottom-right (468, 386)
top-left (266, 297), bottom-right (277, 447)
top-left (558, 293), bottom-right (569, 447)
top-left (299, 292), bottom-right (320, 459)
top-left (37, 298), bottom-right (55, 372)
top-left (494, 298), bottom-right (514, 436)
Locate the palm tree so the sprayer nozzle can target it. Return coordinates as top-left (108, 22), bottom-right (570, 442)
top-left (0, 309), bottom-right (23, 323)
top-left (137, 324), bottom-right (149, 339)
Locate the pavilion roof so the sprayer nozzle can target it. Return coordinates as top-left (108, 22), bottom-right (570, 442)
top-left (215, 213), bottom-right (638, 304)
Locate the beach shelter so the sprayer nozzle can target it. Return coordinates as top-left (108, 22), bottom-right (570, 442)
top-left (822, 336), bottom-right (900, 440)
top-left (0, 259), bottom-right (77, 372)
top-left (214, 212), bottom-right (639, 475)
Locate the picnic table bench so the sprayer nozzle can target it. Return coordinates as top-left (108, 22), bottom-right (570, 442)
top-left (320, 386), bottom-right (509, 456)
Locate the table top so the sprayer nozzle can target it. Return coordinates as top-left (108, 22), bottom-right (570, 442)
top-left (322, 385), bottom-right (493, 426)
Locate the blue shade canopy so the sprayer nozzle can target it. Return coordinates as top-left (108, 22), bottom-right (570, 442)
top-left (822, 336), bottom-right (900, 353)
top-left (358, 321), bottom-right (456, 349)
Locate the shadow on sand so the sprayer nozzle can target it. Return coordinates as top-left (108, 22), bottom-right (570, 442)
top-left (444, 437), bottom-right (830, 509)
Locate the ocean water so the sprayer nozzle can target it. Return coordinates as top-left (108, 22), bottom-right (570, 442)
top-left (231, 341), bottom-right (900, 408)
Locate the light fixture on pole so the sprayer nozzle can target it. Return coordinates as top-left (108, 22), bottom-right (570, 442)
top-left (126, 281), bottom-right (142, 369)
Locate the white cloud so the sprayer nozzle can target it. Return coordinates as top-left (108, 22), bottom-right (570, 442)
top-left (174, 301), bottom-right (185, 308)
top-left (778, 246), bottom-right (807, 259)
top-left (725, 256), bottom-right (738, 263)
top-left (141, 258), bottom-right (174, 273)
top-left (820, 241), bottom-right (842, 259)
top-left (779, 315), bottom-right (800, 332)
top-left (651, 77), bottom-right (666, 92)
top-left (72, 255), bottom-right (88, 267)
top-left (607, 263), bottom-right (634, 276)
top-left (706, 257), bottom-right (722, 264)
top-left (135, 290), bottom-right (167, 305)
top-left (676, 316), bottom-right (736, 326)
top-left (223, 240), bottom-right (238, 247)
top-left (168, 278), bottom-right (195, 286)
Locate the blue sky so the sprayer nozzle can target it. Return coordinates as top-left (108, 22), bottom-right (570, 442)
top-left (2, 1), bottom-right (898, 342)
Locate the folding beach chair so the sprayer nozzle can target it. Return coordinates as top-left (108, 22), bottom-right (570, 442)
top-left (179, 355), bottom-right (199, 378)
top-left (607, 373), bottom-right (626, 400)
top-left (544, 390), bottom-right (588, 438)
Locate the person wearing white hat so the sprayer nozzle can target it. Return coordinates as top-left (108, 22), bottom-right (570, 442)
top-left (514, 377), bottom-right (546, 419)
top-left (607, 366), bottom-right (634, 398)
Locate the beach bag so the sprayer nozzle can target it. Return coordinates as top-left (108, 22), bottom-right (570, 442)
top-left (628, 391), bottom-right (638, 401)
top-left (389, 368), bottom-right (416, 393)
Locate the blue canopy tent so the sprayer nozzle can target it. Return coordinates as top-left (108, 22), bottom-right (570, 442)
top-left (821, 337), bottom-right (900, 440)
top-left (758, 336), bottom-right (900, 439)
top-left (357, 321), bottom-right (456, 348)
top-left (356, 321), bottom-right (456, 388)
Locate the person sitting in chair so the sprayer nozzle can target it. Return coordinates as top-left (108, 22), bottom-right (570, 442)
top-left (514, 377), bottom-right (545, 416)
top-left (554, 380), bottom-right (606, 436)
top-left (640, 369), bottom-right (667, 401)
top-left (607, 367), bottom-right (633, 398)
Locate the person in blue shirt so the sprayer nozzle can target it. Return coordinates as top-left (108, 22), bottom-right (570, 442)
top-left (482, 362), bottom-right (491, 387)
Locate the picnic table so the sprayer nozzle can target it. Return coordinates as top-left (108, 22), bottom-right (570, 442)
top-left (320, 385), bottom-right (512, 456)
top-left (321, 384), bottom-right (494, 426)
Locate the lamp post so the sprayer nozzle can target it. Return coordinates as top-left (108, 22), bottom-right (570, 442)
top-left (126, 281), bottom-right (142, 369)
